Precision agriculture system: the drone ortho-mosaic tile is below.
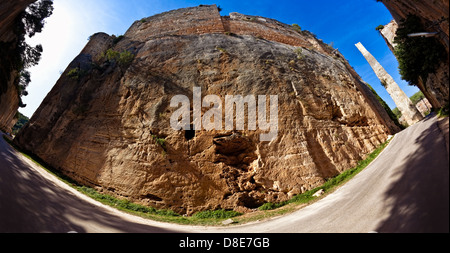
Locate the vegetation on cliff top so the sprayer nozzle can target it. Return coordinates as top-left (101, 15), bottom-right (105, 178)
top-left (394, 15), bottom-right (446, 86)
top-left (65, 47), bottom-right (135, 83)
top-left (2, 0), bottom-right (54, 108)
top-left (375, 24), bottom-right (384, 31)
top-left (392, 91), bottom-right (430, 121)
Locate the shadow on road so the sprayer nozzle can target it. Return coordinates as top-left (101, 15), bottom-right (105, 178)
top-left (0, 135), bottom-right (175, 233)
top-left (375, 116), bottom-right (449, 233)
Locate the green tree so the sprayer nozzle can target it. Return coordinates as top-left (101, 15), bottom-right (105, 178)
top-left (12, 112), bottom-right (30, 135)
top-left (409, 91), bottom-right (425, 105)
top-left (18, 70), bottom-right (31, 97)
top-left (11, 0), bottom-right (54, 107)
top-left (102, 49), bottom-right (135, 67)
top-left (393, 15), bottom-right (446, 86)
top-left (375, 25), bottom-right (384, 31)
top-left (118, 50), bottom-right (135, 66)
top-left (292, 23), bottom-right (302, 33)
top-left (21, 0), bottom-right (54, 37)
top-left (16, 0), bottom-right (53, 69)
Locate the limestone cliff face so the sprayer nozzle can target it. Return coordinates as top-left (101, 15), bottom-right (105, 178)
top-left (380, 0), bottom-right (449, 108)
top-left (15, 5), bottom-right (399, 214)
top-left (0, 0), bottom-right (35, 42)
top-left (0, 0), bottom-right (35, 132)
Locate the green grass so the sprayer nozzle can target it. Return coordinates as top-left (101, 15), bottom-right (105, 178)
top-left (1, 135), bottom-right (240, 225)
top-left (151, 134), bottom-right (166, 148)
top-left (192, 209), bottom-right (242, 219)
top-left (77, 186), bottom-right (179, 217)
top-left (2, 134), bottom-right (391, 226)
top-left (66, 67), bottom-right (86, 81)
top-left (74, 184), bottom-right (244, 225)
top-left (437, 103), bottom-right (449, 118)
top-left (100, 49), bottom-right (135, 67)
top-left (257, 138), bottom-right (390, 211)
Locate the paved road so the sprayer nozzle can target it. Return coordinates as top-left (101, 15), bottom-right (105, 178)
top-left (201, 115), bottom-right (449, 233)
top-left (0, 134), bottom-right (179, 233)
top-left (0, 116), bottom-right (448, 233)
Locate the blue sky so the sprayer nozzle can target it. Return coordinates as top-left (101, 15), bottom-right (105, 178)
top-left (22, 0), bottom-right (419, 118)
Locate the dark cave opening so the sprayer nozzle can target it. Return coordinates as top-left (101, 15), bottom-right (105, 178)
top-left (185, 126), bottom-right (195, 141)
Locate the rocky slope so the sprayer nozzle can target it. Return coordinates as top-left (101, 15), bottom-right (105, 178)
top-left (0, 0), bottom-right (36, 132)
top-left (15, 5), bottom-right (399, 215)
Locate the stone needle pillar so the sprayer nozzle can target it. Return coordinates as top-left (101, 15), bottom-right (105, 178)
top-left (355, 42), bottom-right (423, 125)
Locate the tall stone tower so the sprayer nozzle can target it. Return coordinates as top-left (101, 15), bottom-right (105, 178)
top-left (355, 42), bottom-right (423, 126)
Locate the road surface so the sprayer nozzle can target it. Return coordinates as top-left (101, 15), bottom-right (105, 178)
top-left (0, 115), bottom-right (448, 233)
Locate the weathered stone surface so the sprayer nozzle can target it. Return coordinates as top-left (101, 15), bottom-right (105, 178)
top-left (380, 20), bottom-right (399, 53)
top-left (416, 98), bottom-right (433, 117)
top-left (222, 218), bottom-right (235, 225)
top-left (15, 5), bottom-right (399, 215)
top-left (0, 83), bottom-right (19, 132)
top-left (0, 0), bottom-right (35, 42)
top-left (355, 42), bottom-right (423, 126)
top-left (312, 189), bottom-right (324, 197)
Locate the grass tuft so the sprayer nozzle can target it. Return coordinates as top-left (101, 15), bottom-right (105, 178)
top-left (258, 139), bottom-right (390, 211)
top-left (192, 209), bottom-right (242, 219)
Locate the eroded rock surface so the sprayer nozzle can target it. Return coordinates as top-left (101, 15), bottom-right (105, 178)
top-left (15, 5), bottom-right (399, 214)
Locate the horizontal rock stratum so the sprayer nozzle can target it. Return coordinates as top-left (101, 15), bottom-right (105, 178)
top-left (15, 5), bottom-right (399, 215)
